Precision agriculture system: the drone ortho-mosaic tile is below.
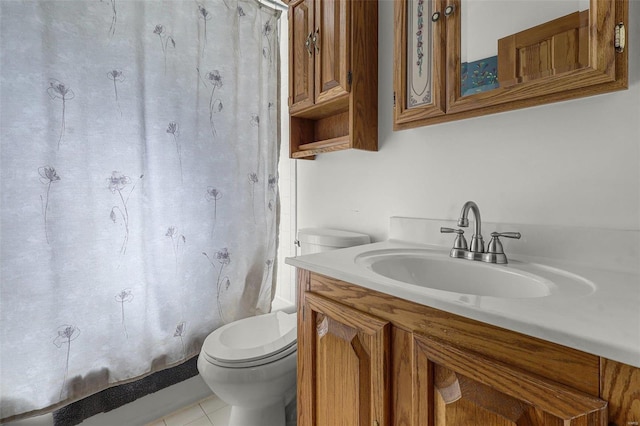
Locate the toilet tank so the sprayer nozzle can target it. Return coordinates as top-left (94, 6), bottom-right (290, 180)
top-left (297, 228), bottom-right (371, 255)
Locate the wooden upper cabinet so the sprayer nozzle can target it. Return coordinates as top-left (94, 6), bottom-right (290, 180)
top-left (298, 293), bottom-right (389, 426)
top-left (289, 0), bottom-right (351, 114)
top-left (414, 335), bottom-right (608, 426)
top-left (288, 0), bottom-right (377, 159)
top-left (394, 0), bottom-right (629, 130)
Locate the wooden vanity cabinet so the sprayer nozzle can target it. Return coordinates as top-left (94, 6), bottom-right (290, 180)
top-left (298, 291), bottom-right (390, 426)
top-left (413, 335), bottom-right (606, 425)
top-left (287, 0), bottom-right (378, 159)
top-left (601, 358), bottom-right (640, 426)
top-left (393, 0), bottom-right (629, 130)
top-left (296, 270), bottom-right (640, 426)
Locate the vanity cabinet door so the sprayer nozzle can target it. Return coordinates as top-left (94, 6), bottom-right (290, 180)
top-left (413, 334), bottom-right (608, 426)
top-left (601, 358), bottom-right (640, 426)
top-left (298, 292), bottom-right (390, 426)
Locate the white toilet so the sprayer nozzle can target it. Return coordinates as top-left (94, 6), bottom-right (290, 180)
top-left (197, 228), bottom-right (371, 426)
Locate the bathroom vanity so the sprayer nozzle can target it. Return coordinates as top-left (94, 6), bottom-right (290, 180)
top-left (286, 218), bottom-right (640, 426)
top-left (296, 271), bottom-right (638, 425)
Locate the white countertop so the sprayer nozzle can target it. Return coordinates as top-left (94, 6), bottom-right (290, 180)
top-left (286, 237), bottom-right (640, 368)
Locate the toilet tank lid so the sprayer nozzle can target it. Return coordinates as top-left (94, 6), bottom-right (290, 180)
top-left (297, 228), bottom-right (371, 247)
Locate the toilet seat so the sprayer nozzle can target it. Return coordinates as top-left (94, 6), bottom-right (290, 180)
top-left (202, 311), bottom-right (297, 368)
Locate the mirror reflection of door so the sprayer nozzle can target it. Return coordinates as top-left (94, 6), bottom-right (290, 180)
top-left (460, 0), bottom-right (590, 97)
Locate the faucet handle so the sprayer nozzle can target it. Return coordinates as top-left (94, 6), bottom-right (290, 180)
top-left (440, 227), bottom-right (468, 250)
top-left (492, 232), bottom-right (521, 239)
top-left (440, 227), bottom-right (462, 234)
top-left (487, 231), bottom-right (521, 254)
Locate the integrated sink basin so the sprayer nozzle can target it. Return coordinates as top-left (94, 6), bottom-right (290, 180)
top-left (355, 248), bottom-right (595, 298)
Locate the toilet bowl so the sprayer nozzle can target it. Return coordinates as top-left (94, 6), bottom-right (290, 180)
top-left (197, 228), bottom-right (371, 426)
top-left (197, 310), bottom-right (297, 426)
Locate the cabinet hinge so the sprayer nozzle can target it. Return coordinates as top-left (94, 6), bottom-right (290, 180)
top-left (615, 23), bottom-right (626, 53)
top-left (347, 71), bottom-right (352, 85)
top-left (393, 92), bottom-right (396, 107)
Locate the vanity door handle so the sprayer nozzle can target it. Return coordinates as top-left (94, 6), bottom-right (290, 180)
top-left (312, 28), bottom-right (320, 53)
top-left (305, 32), bottom-right (313, 56)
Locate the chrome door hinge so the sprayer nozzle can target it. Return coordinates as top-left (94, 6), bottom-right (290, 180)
top-left (347, 71), bottom-right (352, 85)
top-left (615, 23), bottom-right (626, 53)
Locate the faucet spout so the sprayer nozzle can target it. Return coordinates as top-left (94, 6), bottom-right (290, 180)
top-left (457, 201), bottom-right (484, 253)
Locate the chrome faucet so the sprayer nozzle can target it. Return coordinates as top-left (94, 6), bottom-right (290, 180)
top-left (441, 201), bottom-right (521, 264)
top-left (458, 201), bottom-right (484, 254)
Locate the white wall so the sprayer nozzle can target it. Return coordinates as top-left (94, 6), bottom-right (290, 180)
top-left (296, 0), bottom-right (640, 243)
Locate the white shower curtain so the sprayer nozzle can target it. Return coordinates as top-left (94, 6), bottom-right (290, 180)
top-left (0, 0), bottom-right (280, 421)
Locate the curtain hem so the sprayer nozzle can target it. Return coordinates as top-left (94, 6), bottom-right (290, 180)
top-left (1, 354), bottom-right (200, 425)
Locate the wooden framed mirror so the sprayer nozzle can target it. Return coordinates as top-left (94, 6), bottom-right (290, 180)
top-left (393, 0), bottom-right (628, 130)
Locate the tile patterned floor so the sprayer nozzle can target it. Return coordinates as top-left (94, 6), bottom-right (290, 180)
top-left (145, 395), bottom-right (231, 426)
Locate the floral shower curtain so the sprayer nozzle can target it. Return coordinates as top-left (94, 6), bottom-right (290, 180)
top-left (0, 0), bottom-right (280, 422)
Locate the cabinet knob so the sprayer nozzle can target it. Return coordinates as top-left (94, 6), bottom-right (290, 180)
top-left (431, 11), bottom-right (441, 22)
top-left (444, 4), bottom-right (455, 16)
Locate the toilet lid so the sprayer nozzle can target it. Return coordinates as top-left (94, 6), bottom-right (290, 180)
top-left (202, 311), bottom-right (297, 365)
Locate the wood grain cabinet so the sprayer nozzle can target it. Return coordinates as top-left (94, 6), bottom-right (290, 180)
top-left (413, 335), bottom-right (606, 425)
top-left (393, 0), bottom-right (629, 130)
top-left (297, 292), bottom-right (389, 426)
top-left (296, 270), bottom-right (640, 426)
top-left (287, 0), bottom-right (378, 159)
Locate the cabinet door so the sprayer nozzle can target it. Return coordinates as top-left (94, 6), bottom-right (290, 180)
top-left (289, 0), bottom-right (315, 112)
top-left (394, 0), bottom-right (627, 129)
top-left (298, 293), bottom-right (389, 426)
top-left (414, 334), bottom-right (607, 426)
top-left (313, 0), bottom-right (351, 106)
top-left (446, 0), bottom-right (621, 115)
top-left (601, 358), bottom-right (640, 426)
top-left (393, 0), bottom-right (447, 129)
